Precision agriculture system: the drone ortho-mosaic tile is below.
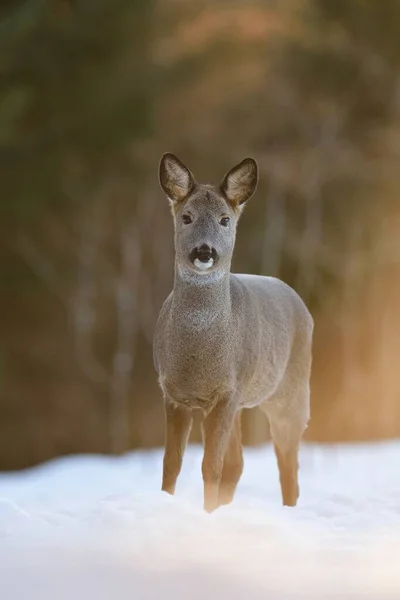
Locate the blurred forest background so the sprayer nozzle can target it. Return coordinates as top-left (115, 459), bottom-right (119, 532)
top-left (1, 0), bottom-right (400, 470)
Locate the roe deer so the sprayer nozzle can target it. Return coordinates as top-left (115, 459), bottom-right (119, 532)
top-left (153, 153), bottom-right (313, 512)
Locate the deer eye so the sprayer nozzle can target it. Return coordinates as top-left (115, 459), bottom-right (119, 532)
top-left (182, 214), bottom-right (192, 225)
top-left (220, 217), bottom-right (230, 227)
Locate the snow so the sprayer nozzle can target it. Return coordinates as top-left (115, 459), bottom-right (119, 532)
top-left (1, 442), bottom-right (400, 599)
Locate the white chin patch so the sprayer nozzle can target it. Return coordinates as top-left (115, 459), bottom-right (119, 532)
top-left (194, 258), bottom-right (214, 271)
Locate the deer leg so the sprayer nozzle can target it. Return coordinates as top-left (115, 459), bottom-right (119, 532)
top-left (218, 410), bottom-right (243, 507)
top-left (265, 395), bottom-right (309, 507)
top-left (273, 441), bottom-right (300, 506)
top-left (162, 399), bottom-right (192, 495)
top-left (201, 399), bottom-right (236, 513)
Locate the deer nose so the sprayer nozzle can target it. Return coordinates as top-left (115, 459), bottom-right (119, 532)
top-left (197, 244), bottom-right (212, 262)
top-left (190, 244), bottom-right (217, 264)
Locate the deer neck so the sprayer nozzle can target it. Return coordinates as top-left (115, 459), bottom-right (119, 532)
top-left (172, 262), bottom-right (231, 328)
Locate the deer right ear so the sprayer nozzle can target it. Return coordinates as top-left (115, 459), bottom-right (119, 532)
top-left (159, 153), bottom-right (195, 204)
top-left (220, 158), bottom-right (258, 206)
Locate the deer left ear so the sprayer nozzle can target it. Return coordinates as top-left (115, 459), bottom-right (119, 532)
top-left (159, 153), bottom-right (195, 204)
top-left (220, 158), bottom-right (258, 206)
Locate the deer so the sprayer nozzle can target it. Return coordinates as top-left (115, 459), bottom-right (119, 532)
top-left (153, 153), bottom-right (313, 513)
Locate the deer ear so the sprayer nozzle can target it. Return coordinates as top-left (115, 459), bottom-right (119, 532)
top-left (159, 153), bottom-right (195, 204)
top-left (220, 158), bottom-right (258, 206)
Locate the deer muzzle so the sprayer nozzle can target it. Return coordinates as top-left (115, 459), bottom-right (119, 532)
top-left (190, 244), bottom-right (218, 270)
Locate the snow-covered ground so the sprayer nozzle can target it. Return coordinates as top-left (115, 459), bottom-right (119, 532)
top-left (1, 442), bottom-right (400, 599)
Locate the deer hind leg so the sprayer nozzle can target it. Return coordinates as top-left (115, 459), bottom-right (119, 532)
top-left (218, 410), bottom-right (243, 507)
top-left (273, 437), bottom-right (300, 507)
top-left (262, 386), bottom-right (310, 507)
top-left (162, 399), bottom-right (193, 495)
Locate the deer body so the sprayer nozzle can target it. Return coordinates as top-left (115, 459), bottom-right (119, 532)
top-left (154, 154), bottom-right (313, 512)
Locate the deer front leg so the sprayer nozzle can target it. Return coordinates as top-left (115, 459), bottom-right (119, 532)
top-left (219, 410), bottom-right (243, 506)
top-left (162, 399), bottom-right (193, 495)
top-left (201, 398), bottom-right (236, 513)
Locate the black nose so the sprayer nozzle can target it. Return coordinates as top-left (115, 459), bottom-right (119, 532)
top-left (197, 244), bottom-right (212, 262)
top-left (190, 244), bottom-right (217, 263)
